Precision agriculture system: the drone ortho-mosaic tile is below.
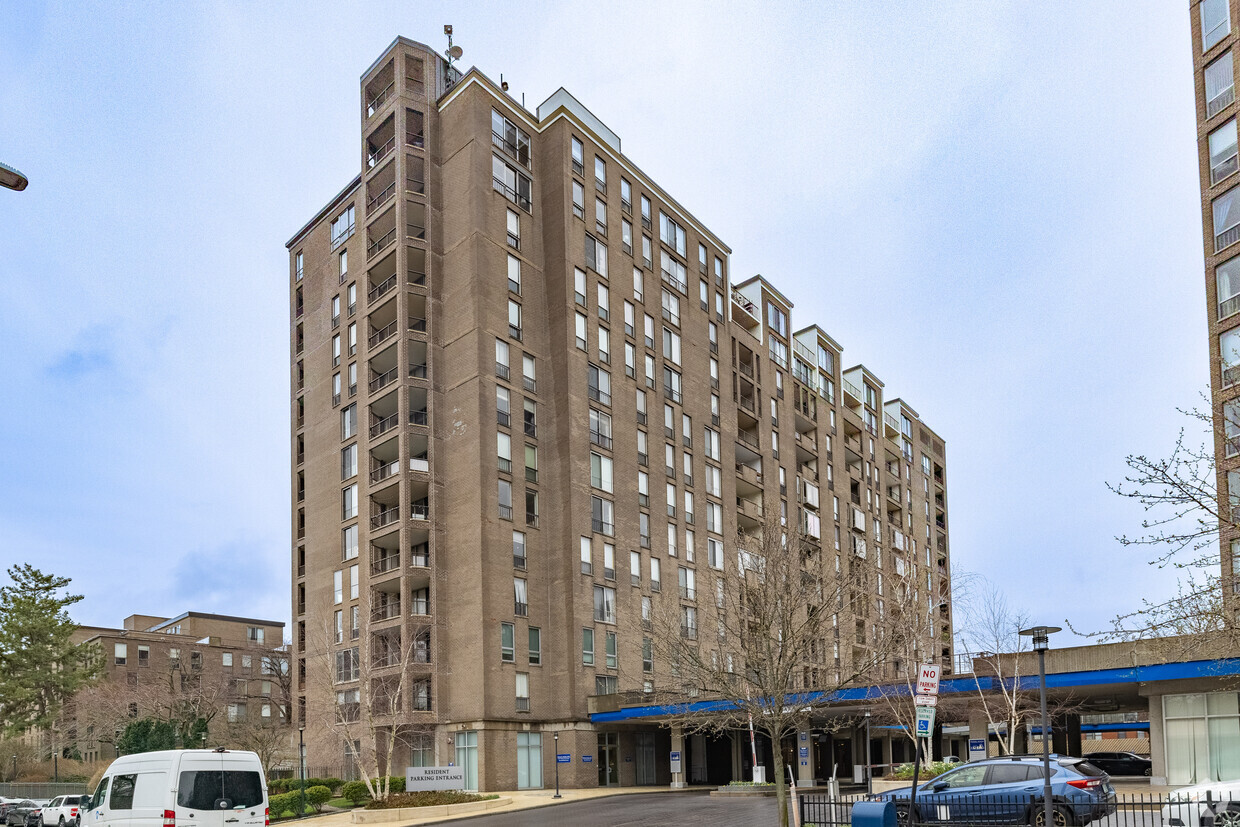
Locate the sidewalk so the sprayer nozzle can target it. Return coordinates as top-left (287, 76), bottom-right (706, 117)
top-left (295, 785), bottom-right (702, 827)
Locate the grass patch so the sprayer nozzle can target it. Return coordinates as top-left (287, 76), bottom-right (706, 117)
top-left (363, 791), bottom-right (499, 809)
top-left (327, 797), bottom-right (354, 809)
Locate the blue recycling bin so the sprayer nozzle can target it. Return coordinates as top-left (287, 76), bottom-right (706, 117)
top-left (851, 800), bottom-right (897, 827)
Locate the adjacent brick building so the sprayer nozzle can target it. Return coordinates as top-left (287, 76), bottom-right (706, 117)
top-left (287, 36), bottom-right (952, 791)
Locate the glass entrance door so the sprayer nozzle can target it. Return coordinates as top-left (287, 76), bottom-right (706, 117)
top-left (635, 732), bottom-right (657, 785)
top-left (597, 732), bottom-right (619, 786)
top-left (455, 731), bottom-right (478, 791)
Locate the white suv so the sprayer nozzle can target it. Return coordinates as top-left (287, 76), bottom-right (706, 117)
top-left (42, 796), bottom-right (88, 827)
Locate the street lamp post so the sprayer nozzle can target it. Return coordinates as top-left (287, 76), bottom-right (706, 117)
top-left (10, 755), bottom-right (15, 782)
top-left (0, 162), bottom-right (27, 191)
top-left (1020, 625), bottom-right (1061, 827)
top-left (298, 725), bottom-right (306, 819)
top-left (553, 732), bottom-right (561, 799)
top-left (864, 710), bottom-right (872, 796)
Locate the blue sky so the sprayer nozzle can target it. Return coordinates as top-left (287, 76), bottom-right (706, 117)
top-left (0, 2), bottom-right (1207, 644)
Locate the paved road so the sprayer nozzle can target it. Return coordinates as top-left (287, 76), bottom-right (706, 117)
top-left (440, 790), bottom-right (793, 826)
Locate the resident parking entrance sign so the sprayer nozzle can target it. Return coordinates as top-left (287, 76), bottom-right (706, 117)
top-left (405, 767), bottom-right (465, 791)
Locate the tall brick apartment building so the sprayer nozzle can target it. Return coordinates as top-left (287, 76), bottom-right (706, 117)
top-left (1194, 0), bottom-right (1240, 605)
top-left (287, 36), bottom-right (952, 791)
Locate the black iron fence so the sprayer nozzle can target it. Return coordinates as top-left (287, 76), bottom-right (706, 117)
top-left (799, 792), bottom-right (1240, 827)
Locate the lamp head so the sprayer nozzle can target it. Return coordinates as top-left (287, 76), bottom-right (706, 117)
top-left (1018, 625), bottom-right (1061, 653)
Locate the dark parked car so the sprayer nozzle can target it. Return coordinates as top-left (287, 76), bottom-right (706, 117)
top-left (1083, 752), bottom-right (1151, 777)
top-left (873, 754), bottom-right (1116, 826)
top-left (4, 800), bottom-right (48, 827)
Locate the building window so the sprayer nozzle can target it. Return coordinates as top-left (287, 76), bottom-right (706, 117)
top-left (501, 622), bottom-right (515, 662)
top-left (594, 155), bottom-right (606, 190)
top-left (523, 354), bottom-right (536, 392)
top-left (593, 585), bottom-right (616, 623)
top-left (605, 631), bottom-right (617, 669)
top-left (492, 156), bottom-right (532, 211)
top-left (507, 208), bottom-right (521, 249)
top-left (1223, 328), bottom-right (1240, 386)
top-left (586, 233), bottom-right (608, 278)
top-left (499, 479), bottom-right (513, 520)
top-left (507, 254), bottom-right (521, 294)
top-left (333, 570), bottom-right (343, 604)
top-left (592, 495), bottom-right (615, 536)
top-left (114, 643), bottom-right (127, 665)
top-left (1207, 52), bottom-right (1236, 118)
top-left (591, 453), bottom-right (614, 493)
top-left (1214, 187), bottom-right (1240, 253)
top-left (588, 364), bottom-right (611, 405)
top-left (596, 197), bottom-right (608, 236)
top-left (571, 136), bottom-right (584, 175)
top-left (341, 404), bottom-right (357, 440)
top-left (528, 627), bottom-right (541, 665)
top-left (515, 672), bottom-right (531, 712)
top-left (582, 628), bottom-right (595, 665)
top-left (572, 180), bottom-right (585, 219)
top-left (1212, 119), bottom-right (1239, 185)
top-left (496, 338), bottom-right (510, 379)
top-left (514, 578), bottom-right (528, 616)
top-left (508, 300), bottom-right (522, 339)
top-left (659, 212), bottom-right (687, 256)
top-left (341, 444), bottom-right (358, 480)
top-left (330, 205), bottom-right (355, 249)
top-left (342, 484), bottom-right (358, 520)
top-left (491, 109), bottom-right (531, 167)
top-left (342, 525), bottom-right (358, 561)
top-left (590, 408), bottom-right (612, 449)
top-left (1202, 0), bottom-right (1231, 52)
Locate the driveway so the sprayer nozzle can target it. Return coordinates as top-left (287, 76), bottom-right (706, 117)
top-left (439, 790), bottom-right (792, 826)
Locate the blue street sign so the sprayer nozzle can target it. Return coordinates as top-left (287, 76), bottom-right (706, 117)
top-left (799, 746), bottom-right (809, 758)
top-left (556, 754), bottom-right (571, 763)
top-left (582, 755), bottom-right (593, 763)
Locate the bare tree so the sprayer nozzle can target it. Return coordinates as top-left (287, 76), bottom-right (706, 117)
top-left (644, 511), bottom-right (908, 827)
top-left (305, 607), bottom-right (436, 801)
top-left (220, 647), bottom-right (295, 771)
top-left (1101, 398), bottom-right (1238, 644)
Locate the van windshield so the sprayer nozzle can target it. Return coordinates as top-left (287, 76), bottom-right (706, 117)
top-left (177, 771), bottom-right (264, 810)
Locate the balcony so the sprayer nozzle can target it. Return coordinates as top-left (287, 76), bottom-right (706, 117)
top-left (366, 83), bottom-right (392, 119)
top-left (731, 289), bottom-right (758, 321)
top-left (736, 462), bottom-right (763, 489)
top-left (368, 273), bottom-right (397, 304)
top-left (369, 320), bottom-right (397, 349)
top-left (367, 137), bottom-right (394, 171)
top-left (369, 366), bottom-right (398, 394)
top-left (368, 226), bottom-right (396, 259)
top-left (370, 412), bottom-right (398, 439)
top-left (371, 508), bottom-right (400, 530)
top-left (842, 377), bottom-right (863, 408)
top-left (371, 600), bottom-right (401, 622)
top-left (883, 411), bottom-right (900, 439)
top-left (371, 552), bottom-right (400, 576)
top-left (411, 499), bottom-right (430, 521)
top-left (370, 459), bottom-right (400, 485)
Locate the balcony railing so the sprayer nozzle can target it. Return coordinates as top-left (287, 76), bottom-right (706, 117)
top-left (407, 221), bottom-right (426, 241)
top-left (367, 181), bottom-right (395, 212)
top-left (371, 508), bottom-right (400, 530)
top-left (369, 367), bottom-right (398, 394)
top-left (737, 430), bottom-right (759, 450)
top-left (680, 624), bottom-right (697, 640)
top-left (410, 410), bottom-right (428, 426)
top-left (410, 546), bottom-right (430, 567)
top-left (1223, 295), bottom-right (1240, 320)
top-left (1215, 153), bottom-right (1240, 186)
top-left (369, 320), bottom-right (397, 349)
top-left (514, 601), bottom-right (528, 617)
top-left (884, 412), bottom-right (901, 433)
top-left (411, 502), bottom-right (429, 521)
top-left (367, 138), bottom-right (394, 170)
top-left (368, 274), bottom-right (397, 303)
top-left (406, 130), bottom-right (425, 148)
top-left (368, 227), bottom-right (397, 258)
top-left (370, 460), bottom-right (400, 484)
top-left (410, 363), bottom-right (427, 379)
top-left (371, 601), bottom-right (401, 622)
top-left (492, 177), bottom-right (531, 211)
top-left (409, 316), bottom-right (427, 334)
top-left (371, 554), bottom-right (400, 576)
top-left (366, 84), bottom-right (392, 117)
top-left (731, 289), bottom-right (757, 316)
top-left (370, 412), bottom-right (399, 438)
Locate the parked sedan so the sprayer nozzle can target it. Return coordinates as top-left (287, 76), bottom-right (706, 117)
top-left (3, 801), bottom-right (49, 827)
top-left (1084, 752), bottom-right (1152, 777)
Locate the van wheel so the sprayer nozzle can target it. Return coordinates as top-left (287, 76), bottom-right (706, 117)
top-left (58, 819), bottom-right (64, 827)
top-left (1214, 804), bottom-right (1240, 827)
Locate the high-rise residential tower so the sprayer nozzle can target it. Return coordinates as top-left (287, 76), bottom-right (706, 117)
top-left (287, 36), bottom-right (952, 791)
top-left (1192, 0), bottom-right (1240, 613)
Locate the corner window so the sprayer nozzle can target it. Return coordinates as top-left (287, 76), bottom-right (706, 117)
top-left (1202, 0), bottom-right (1231, 52)
top-left (1222, 327), bottom-right (1240, 386)
top-left (1206, 52), bottom-right (1236, 118)
top-left (1220, 256), bottom-right (1240, 320)
top-left (1212, 119), bottom-right (1239, 185)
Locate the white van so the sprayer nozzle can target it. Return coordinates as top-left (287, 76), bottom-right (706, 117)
top-left (84, 749), bottom-right (267, 827)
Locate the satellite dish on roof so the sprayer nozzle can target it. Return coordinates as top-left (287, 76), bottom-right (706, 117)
top-left (447, 45), bottom-right (463, 59)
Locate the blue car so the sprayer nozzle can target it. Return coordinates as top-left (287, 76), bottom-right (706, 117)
top-left (873, 754), bottom-right (1116, 826)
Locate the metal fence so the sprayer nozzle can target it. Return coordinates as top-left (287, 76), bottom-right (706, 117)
top-left (0, 782), bottom-right (89, 799)
top-left (799, 792), bottom-right (1239, 827)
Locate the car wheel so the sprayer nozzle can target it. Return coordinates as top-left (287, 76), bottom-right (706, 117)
top-left (1144, 767), bottom-right (1152, 777)
top-left (894, 804), bottom-right (910, 827)
top-left (1031, 804), bottom-right (1071, 827)
top-left (1215, 805), bottom-right (1240, 827)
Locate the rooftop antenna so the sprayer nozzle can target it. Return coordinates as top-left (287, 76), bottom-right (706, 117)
top-left (444, 24), bottom-right (463, 90)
